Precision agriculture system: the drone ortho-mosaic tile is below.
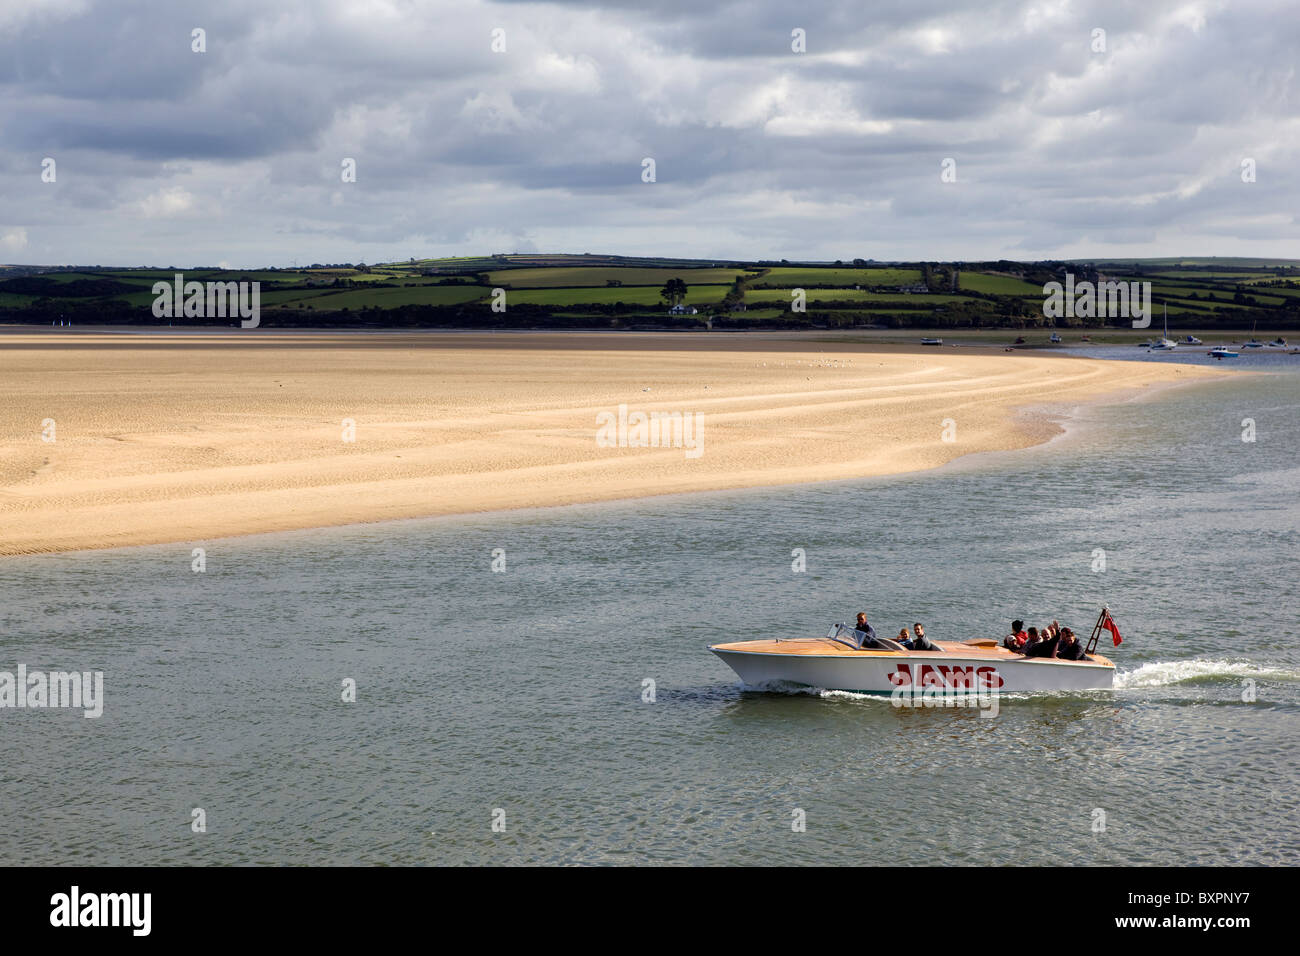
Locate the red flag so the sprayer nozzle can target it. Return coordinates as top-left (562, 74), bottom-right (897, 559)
top-left (1102, 611), bottom-right (1123, 646)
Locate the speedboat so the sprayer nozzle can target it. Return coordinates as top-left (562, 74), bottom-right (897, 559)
top-left (1183, 335), bottom-right (1203, 345)
top-left (1269, 337), bottom-right (1287, 347)
top-left (1049, 332), bottom-right (1062, 344)
top-left (921, 337), bottom-right (943, 346)
top-left (1208, 347), bottom-right (1239, 360)
top-left (710, 623), bottom-right (1116, 694)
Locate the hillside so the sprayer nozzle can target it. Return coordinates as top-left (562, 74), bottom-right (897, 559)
top-left (4, 254), bottom-right (1300, 331)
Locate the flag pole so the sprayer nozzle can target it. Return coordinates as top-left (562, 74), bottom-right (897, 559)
top-left (1086, 606), bottom-right (1107, 656)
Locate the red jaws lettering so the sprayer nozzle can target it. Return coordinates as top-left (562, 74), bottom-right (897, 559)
top-left (890, 663), bottom-right (1003, 690)
top-left (939, 665), bottom-right (979, 689)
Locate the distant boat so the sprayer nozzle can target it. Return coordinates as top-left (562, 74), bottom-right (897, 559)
top-left (1150, 305), bottom-right (1178, 351)
top-left (1242, 319), bottom-right (1264, 347)
top-left (1049, 332), bottom-right (1062, 344)
top-left (921, 337), bottom-right (943, 346)
top-left (1268, 337), bottom-right (1287, 347)
top-left (1080, 335), bottom-right (1090, 342)
top-left (1014, 336), bottom-right (1026, 345)
top-left (1183, 335), bottom-right (1203, 345)
top-left (1208, 347), bottom-right (1239, 360)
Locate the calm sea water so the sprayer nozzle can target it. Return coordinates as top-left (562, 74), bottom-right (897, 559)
top-left (2, 355), bottom-right (1298, 866)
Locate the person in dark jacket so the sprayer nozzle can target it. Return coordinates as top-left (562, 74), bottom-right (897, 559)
top-left (1023, 628), bottom-right (1062, 658)
top-left (910, 622), bottom-right (939, 652)
top-left (1020, 626), bottom-right (1041, 653)
top-left (1056, 628), bottom-right (1088, 660)
top-left (853, 612), bottom-right (877, 649)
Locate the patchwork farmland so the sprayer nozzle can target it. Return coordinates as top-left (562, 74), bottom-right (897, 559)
top-left (3, 254), bottom-right (1299, 332)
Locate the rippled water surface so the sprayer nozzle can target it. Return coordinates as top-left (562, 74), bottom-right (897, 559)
top-left (2, 359), bottom-right (1298, 865)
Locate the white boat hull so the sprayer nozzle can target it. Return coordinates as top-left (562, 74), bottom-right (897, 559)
top-left (710, 643), bottom-right (1114, 694)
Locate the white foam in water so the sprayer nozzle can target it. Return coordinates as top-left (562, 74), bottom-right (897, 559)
top-left (1116, 659), bottom-right (1300, 688)
top-left (739, 679), bottom-right (848, 698)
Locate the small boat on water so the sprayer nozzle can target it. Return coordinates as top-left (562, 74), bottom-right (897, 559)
top-left (1208, 347), bottom-right (1239, 360)
top-left (1014, 336), bottom-right (1026, 345)
top-left (1242, 319), bottom-right (1264, 347)
top-left (1049, 332), bottom-right (1062, 344)
top-left (710, 611), bottom-right (1121, 694)
top-left (921, 337), bottom-right (943, 346)
top-left (1269, 337), bottom-right (1288, 347)
top-left (1149, 305), bottom-right (1178, 351)
top-left (1183, 335), bottom-right (1203, 345)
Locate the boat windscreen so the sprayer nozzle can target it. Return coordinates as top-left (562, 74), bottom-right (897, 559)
top-left (828, 623), bottom-right (871, 649)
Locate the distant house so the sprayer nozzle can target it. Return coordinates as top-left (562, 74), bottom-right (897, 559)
top-left (730, 302), bottom-right (747, 311)
top-left (668, 304), bottom-right (698, 314)
top-left (897, 284), bottom-right (930, 294)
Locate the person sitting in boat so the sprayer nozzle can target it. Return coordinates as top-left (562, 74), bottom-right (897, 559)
top-left (1020, 626), bottom-right (1041, 652)
top-left (853, 612), bottom-right (878, 647)
top-left (1002, 619), bottom-right (1028, 651)
top-left (1022, 626), bottom-right (1063, 658)
top-left (1056, 628), bottom-right (1088, 661)
top-left (910, 622), bottom-right (939, 652)
top-left (895, 627), bottom-right (913, 649)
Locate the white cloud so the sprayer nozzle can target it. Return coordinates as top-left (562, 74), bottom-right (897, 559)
top-left (133, 187), bottom-right (195, 219)
top-left (1, 227), bottom-right (29, 252)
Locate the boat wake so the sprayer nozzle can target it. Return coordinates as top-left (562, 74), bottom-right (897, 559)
top-left (738, 679), bottom-right (870, 699)
top-left (1115, 659), bottom-right (1300, 688)
top-left (737, 680), bottom-right (1038, 703)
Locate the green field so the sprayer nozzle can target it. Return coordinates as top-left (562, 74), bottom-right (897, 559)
top-left (485, 267), bottom-right (756, 288)
top-left (273, 285), bottom-right (489, 310)
top-left (751, 267), bottom-right (924, 287)
top-left (958, 273), bottom-right (1045, 295)
top-left (1148, 271), bottom-right (1284, 281)
top-left (746, 288), bottom-right (975, 305)
top-left (505, 285), bottom-right (730, 307)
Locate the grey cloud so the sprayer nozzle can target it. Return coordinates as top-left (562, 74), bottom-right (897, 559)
top-left (0, 0), bottom-right (1296, 266)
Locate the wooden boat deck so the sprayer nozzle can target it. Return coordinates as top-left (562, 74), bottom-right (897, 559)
top-left (711, 638), bottom-right (1113, 668)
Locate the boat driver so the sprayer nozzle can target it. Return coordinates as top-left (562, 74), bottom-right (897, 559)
top-left (854, 612), bottom-right (878, 648)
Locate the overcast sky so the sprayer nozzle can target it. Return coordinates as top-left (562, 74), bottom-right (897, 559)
top-left (1, 0), bottom-right (1297, 267)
